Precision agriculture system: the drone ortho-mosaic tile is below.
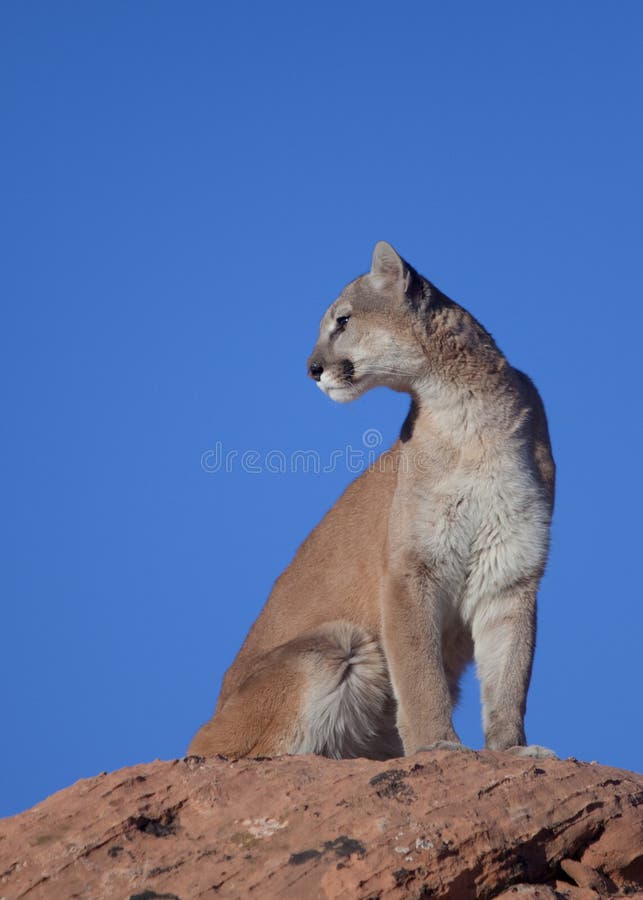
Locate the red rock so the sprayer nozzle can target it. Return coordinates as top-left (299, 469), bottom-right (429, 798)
top-left (0, 751), bottom-right (641, 899)
top-left (560, 858), bottom-right (612, 893)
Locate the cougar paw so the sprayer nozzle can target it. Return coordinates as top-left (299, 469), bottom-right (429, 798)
top-left (506, 744), bottom-right (557, 760)
top-left (417, 740), bottom-right (469, 752)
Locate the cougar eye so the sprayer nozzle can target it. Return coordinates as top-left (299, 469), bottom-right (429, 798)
top-left (336, 315), bottom-right (350, 329)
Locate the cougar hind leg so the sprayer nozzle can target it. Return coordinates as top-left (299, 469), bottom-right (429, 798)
top-left (188, 621), bottom-right (402, 760)
top-left (187, 644), bottom-right (303, 758)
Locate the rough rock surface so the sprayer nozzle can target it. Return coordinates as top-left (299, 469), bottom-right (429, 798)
top-left (0, 751), bottom-right (641, 899)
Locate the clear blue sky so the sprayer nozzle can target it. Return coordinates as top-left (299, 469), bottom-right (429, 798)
top-left (2, 2), bottom-right (642, 817)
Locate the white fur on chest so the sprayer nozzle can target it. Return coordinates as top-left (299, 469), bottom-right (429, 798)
top-left (407, 449), bottom-right (550, 623)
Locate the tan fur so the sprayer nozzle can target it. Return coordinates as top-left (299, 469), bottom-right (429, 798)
top-left (189, 242), bottom-right (555, 760)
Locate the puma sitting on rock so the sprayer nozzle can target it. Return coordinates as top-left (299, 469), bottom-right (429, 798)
top-left (189, 242), bottom-right (555, 760)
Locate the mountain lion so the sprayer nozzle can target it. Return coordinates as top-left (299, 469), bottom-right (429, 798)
top-left (189, 242), bottom-right (555, 760)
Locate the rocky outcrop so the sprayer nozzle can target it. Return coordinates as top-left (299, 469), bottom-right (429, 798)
top-left (0, 750), bottom-right (641, 899)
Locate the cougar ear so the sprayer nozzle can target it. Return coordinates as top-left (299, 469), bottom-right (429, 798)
top-left (370, 241), bottom-right (404, 288)
top-left (370, 241), bottom-right (421, 302)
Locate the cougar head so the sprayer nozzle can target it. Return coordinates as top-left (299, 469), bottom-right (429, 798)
top-left (307, 242), bottom-right (428, 403)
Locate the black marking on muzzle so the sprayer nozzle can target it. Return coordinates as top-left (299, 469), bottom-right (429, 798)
top-left (342, 359), bottom-right (355, 381)
top-left (308, 361), bottom-right (324, 381)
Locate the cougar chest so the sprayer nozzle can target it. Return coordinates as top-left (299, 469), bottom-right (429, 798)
top-left (393, 443), bottom-right (550, 621)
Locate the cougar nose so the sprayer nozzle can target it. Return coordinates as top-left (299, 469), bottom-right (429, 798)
top-left (308, 362), bottom-right (324, 381)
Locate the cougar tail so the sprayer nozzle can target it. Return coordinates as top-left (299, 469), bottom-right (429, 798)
top-left (298, 621), bottom-right (401, 759)
top-left (188, 621), bottom-right (401, 761)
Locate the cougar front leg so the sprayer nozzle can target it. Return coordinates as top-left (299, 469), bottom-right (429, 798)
top-left (472, 582), bottom-right (538, 752)
top-left (381, 564), bottom-right (459, 755)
